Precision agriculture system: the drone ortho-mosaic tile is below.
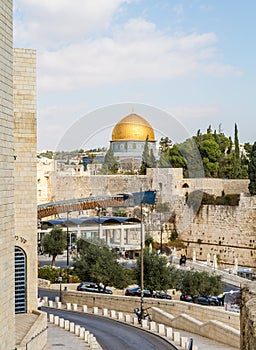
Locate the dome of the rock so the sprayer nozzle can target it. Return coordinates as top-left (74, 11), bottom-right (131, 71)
top-left (112, 113), bottom-right (156, 142)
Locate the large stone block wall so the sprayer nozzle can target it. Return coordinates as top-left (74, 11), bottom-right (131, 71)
top-left (14, 48), bottom-right (38, 311)
top-left (184, 177), bottom-right (249, 196)
top-left (0, 1), bottom-right (15, 349)
top-left (240, 281), bottom-right (256, 350)
top-left (180, 194), bottom-right (256, 268)
top-left (50, 173), bottom-right (153, 202)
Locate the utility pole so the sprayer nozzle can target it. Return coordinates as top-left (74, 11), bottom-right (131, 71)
top-left (140, 188), bottom-right (144, 323)
top-left (66, 211), bottom-right (70, 268)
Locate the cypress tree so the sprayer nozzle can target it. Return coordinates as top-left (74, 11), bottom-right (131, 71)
top-left (139, 135), bottom-right (150, 174)
top-left (233, 123), bottom-right (241, 178)
top-left (248, 141), bottom-right (256, 195)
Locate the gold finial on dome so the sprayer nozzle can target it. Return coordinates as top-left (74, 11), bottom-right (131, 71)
top-left (112, 113), bottom-right (156, 142)
top-left (132, 105), bottom-right (134, 113)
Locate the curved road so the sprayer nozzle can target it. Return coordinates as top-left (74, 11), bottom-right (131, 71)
top-left (43, 308), bottom-right (178, 350)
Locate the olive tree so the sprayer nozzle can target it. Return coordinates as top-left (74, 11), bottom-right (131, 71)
top-left (135, 249), bottom-right (172, 296)
top-left (73, 240), bottom-right (132, 290)
top-left (42, 226), bottom-right (66, 266)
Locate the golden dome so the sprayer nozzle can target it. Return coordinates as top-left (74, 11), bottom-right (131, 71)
top-left (112, 113), bottom-right (156, 142)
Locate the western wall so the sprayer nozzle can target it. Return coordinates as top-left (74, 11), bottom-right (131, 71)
top-left (40, 167), bottom-right (256, 268)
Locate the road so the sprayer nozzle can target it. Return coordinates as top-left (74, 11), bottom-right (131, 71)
top-left (43, 307), bottom-right (178, 350)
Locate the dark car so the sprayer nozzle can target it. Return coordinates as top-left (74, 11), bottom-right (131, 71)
top-left (180, 293), bottom-right (193, 302)
top-left (155, 292), bottom-right (172, 300)
top-left (125, 287), bottom-right (171, 299)
top-left (125, 286), bottom-right (152, 297)
top-left (77, 282), bottom-right (113, 294)
top-left (193, 295), bottom-right (218, 306)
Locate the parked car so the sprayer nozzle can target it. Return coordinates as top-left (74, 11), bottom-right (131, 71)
top-left (193, 295), bottom-right (219, 306)
top-left (180, 293), bottom-right (193, 302)
top-left (77, 282), bottom-right (113, 294)
top-left (155, 292), bottom-right (172, 300)
top-left (125, 286), bottom-right (152, 297)
top-left (125, 287), bottom-right (171, 299)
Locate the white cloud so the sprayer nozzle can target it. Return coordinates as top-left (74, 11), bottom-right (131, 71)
top-left (37, 17), bottom-right (241, 92)
top-left (14, 0), bottom-right (130, 49)
top-left (14, 1), bottom-right (241, 94)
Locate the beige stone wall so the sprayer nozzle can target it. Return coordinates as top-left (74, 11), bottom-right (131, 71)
top-left (62, 291), bottom-right (240, 330)
top-left (180, 194), bottom-right (256, 268)
top-left (37, 157), bottom-right (55, 204)
top-left (240, 281), bottom-right (256, 350)
top-left (43, 167), bottom-right (253, 267)
top-left (0, 1), bottom-right (15, 348)
top-left (14, 48), bottom-right (38, 311)
top-left (50, 173), bottom-right (152, 202)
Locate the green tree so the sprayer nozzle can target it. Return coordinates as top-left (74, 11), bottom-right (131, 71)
top-left (42, 226), bottom-right (67, 266)
top-left (169, 266), bottom-right (223, 296)
top-left (159, 137), bottom-right (172, 153)
top-left (73, 241), bottom-right (131, 289)
top-left (139, 135), bottom-right (150, 175)
top-left (232, 123), bottom-right (241, 178)
top-left (149, 149), bottom-right (157, 168)
top-left (101, 145), bottom-right (118, 174)
top-left (135, 250), bottom-right (171, 296)
top-left (248, 141), bottom-right (256, 195)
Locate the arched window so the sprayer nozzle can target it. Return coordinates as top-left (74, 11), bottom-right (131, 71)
top-left (15, 246), bottom-right (27, 314)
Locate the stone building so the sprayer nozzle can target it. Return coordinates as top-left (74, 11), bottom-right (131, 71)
top-left (14, 48), bottom-right (38, 313)
top-left (0, 2), bottom-right (15, 347)
top-left (0, 2), bottom-right (47, 349)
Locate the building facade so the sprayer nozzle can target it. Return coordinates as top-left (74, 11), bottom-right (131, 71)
top-left (14, 48), bottom-right (38, 313)
top-left (0, 1), bottom-right (15, 348)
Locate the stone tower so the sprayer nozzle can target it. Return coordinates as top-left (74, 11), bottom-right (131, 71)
top-left (0, 1), bottom-right (15, 348)
top-left (14, 48), bottom-right (38, 312)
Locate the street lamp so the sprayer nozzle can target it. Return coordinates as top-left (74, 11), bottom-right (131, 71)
top-left (140, 188), bottom-right (144, 323)
top-left (160, 225), bottom-right (163, 254)
top-left (66, 211), bottom-right (72, 270)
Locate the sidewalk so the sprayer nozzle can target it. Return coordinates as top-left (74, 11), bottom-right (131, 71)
top-left (45, 322), bottom-right (90, 349)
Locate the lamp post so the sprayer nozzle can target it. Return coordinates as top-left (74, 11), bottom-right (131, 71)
top-left (66, 211), bottom-right (69, 268)
top-left (58, 273), bottom-right (62, 302)
top-left (160, 225), bottom-right (163, 254)
top-left (140, 188), bottom-right (144, 323)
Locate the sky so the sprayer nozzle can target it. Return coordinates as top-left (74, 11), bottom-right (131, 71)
top-left (13, 0), bottom-right (256, 151)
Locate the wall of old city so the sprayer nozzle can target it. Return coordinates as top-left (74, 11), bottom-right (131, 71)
top-left (45, 167), bottom-right (249, 203)
top-left (179, 194), bottom-right (256, 268)
top-left (0, 1), bottom-right (15, 348)
top-left (42, 167), bottom-right (254, 268)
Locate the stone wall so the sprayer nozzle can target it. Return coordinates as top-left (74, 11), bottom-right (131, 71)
top-left (44, 168), bottom-right (254, 268)
top-left (0, 1), bottom-right (15, 349)
top-left (240, 281), bottom-right (256, 350)
top-left (47, 167), bottom-right (249, 203)
top-left (180, 193), bottom-right (256, 268)
top-left (14, 48), bottom-right (38, 311)
top-left (62, 291), bottom-right (240, 331)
